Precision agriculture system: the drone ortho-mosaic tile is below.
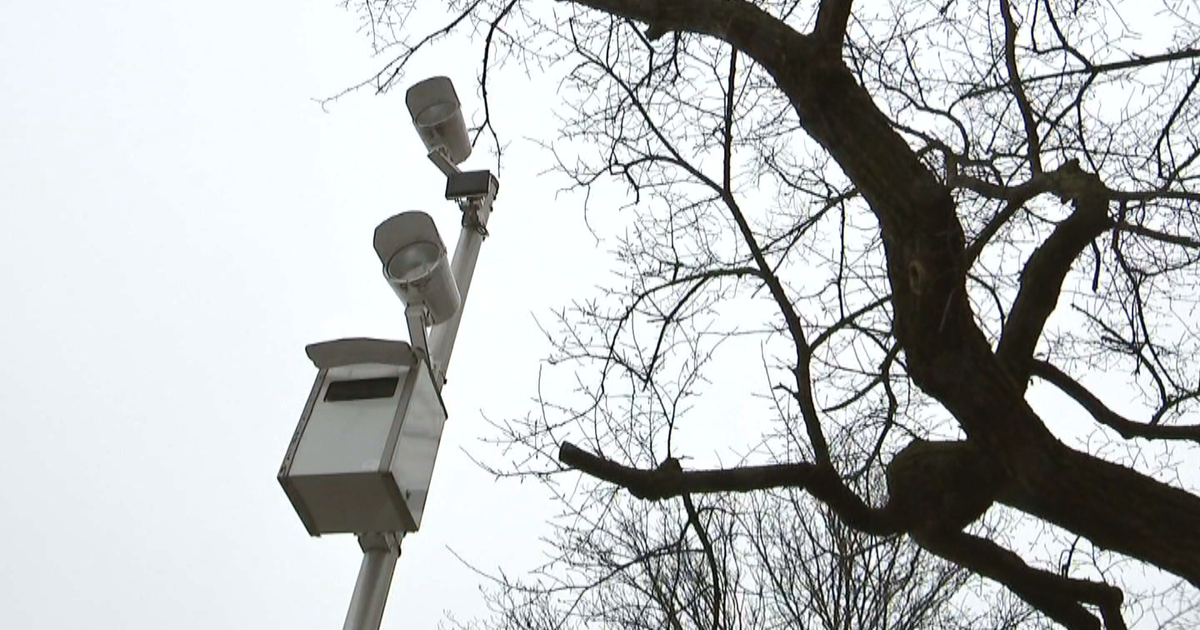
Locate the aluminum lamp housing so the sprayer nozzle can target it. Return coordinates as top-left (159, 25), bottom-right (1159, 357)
top-left (374, 211), bottom-right (461, 324)
top-left (405, 76), bottom-right (471, 165)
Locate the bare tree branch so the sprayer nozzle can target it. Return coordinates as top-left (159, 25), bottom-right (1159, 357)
top-left (998, 0), bottom-right (1042, 174)
top-left (916, 530), bottom-right (1126, 630)
top-left (558, 441), bottom-right (899, 535)
top-left (996, 164), bottom-right (1112, 387)
top-left (1032, 360), bottom-right (1200, 444)
top-left (813, 0), bottom-right (853, 52)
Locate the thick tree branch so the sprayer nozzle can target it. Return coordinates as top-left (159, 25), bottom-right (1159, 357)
top-left (954, 161), bottom-right (1112, 267)
top-left (952, 170), bottom-right (1052, 201)
top-left (996, 163), bottom-right (1112, 388)
top-left (558, 441), bottom-right (899, 535)
top-left (572, 0), bottom-right (808, 63)
top-left (915, 530), bottom-right (1126, 630)
top-left (1031, 360), bottom-right (1200, 444)
top-left (997, 445), bottom-right (1200, 589)
top-left (1116, 222), bottom-right (1200, 249)
top-left (813, 0), bottom-right (853, 52)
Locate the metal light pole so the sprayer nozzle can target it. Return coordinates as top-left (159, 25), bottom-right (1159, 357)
top-left (343, 533), bottom-right (402, 630)
top-left (427, 169), bottom-right (497, 386)
top-left (279, 75), bottom-right (499, 630)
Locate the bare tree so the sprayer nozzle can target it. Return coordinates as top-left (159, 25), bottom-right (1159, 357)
top-left (334, 1), bottom-right (1200, 628)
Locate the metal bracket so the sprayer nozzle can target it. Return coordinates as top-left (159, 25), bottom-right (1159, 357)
top-left (356, 531), bottom-right (403, 554)
top-left (459, 199), bottom-right (491, 237)
top-left (404, 304), bottom-right (443, 392)
top-left (427, 148), bottom-right (459, 177)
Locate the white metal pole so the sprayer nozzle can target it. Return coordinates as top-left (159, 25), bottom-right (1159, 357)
top-left (427, 196), bottom-right (493, 385)
top-left (343, 534), bottom-right (401, 630)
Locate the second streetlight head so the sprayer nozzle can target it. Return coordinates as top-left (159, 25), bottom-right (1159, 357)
top-left (405, 76), bottom-right (471, 165)
top-left (374, 211), bottom-right (461, 324)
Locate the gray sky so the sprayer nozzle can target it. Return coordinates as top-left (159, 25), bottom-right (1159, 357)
top-left (0, 1), bottom-right (601, 627)
top-left (5, 2), bottom-right (1199, 629)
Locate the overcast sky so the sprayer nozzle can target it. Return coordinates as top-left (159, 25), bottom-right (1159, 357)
top-left (6, 2), bottom-right (1200, 629)
top-left (0, 1), bottom-right (610, 627)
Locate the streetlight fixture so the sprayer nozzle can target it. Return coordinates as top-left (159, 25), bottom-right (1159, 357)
top-left (374, 211), bottom-right (460, 363)
top-left (278, 76), bottom-right (500, 630)
top-left (375, 211), bottom-right (460, 325)
top-left (405, 75), bottom-right (471, 174)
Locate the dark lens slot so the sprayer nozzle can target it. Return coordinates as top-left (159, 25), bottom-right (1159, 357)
top-left (324, 377), bottom-right (400, 402)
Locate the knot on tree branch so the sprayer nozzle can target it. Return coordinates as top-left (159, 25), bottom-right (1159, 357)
top-left (1046, 159), bottom-right (1094, 203)
top-left (885, 439), bottom-right (1003, 533)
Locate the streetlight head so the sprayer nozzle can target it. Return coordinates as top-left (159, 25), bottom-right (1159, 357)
top-left (386, 241), bottom-right (441, 284)
top-left (374, 211), bottom-right (461, 324)
top-left (405, 76), bottom-right (471, 165)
